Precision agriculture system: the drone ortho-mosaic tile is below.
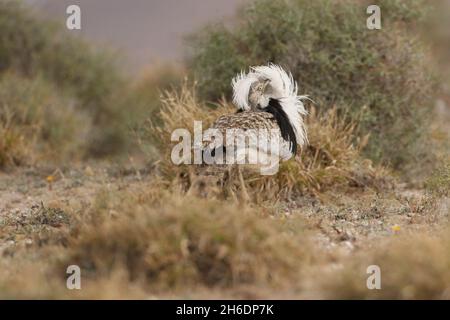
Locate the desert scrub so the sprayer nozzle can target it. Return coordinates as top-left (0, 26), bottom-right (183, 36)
top-left (319, 227), bottom-right (450, 299)
top-left (0, 1), bottom-right (130, 156)
top-left (143, 84), bottom-right (389, 202)
top-left (187, 0), bottom-right (438, 172)
top-left (60, 189), bottom-right (313, 290)
top-left (0, 73), bottom-right (90, 167)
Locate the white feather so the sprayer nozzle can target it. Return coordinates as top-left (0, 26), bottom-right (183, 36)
top-left (251, 64), bottom-right (292, 99)
top-left (231, 71), bottom-right (259, 111)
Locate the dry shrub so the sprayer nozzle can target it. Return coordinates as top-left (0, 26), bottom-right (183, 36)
top-left (0, 72), bottom-right (90, 167)
top-left (144, 85), bottom-right (389, 201)
top-left (320, 227), bottom-right (450, 299)
top-left (0, 259), bottom-right (68, 299)
top-left (60, 189), bottom-right (312, 290)
top-left (276, 107), bottom-right (387, 195)
top-left (143, 83), bottom-right (233, 161)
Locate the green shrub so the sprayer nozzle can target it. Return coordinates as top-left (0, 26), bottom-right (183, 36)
top-left (187, 0), bottom-right (438, 171)
top-left (373, 0), bottom-right (433, 25)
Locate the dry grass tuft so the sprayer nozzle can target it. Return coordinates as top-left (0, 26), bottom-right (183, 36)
top-left (319, 227), bottom-right (450, 299)
top-left (59, 189), bottom-right (313, 290)
top-left (143, 85), bottom-right (390, 201)
top-left (0, 72), bottom-right (90, 167)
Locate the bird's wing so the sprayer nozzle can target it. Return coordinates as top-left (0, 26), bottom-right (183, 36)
top-left (203, 111), bottom-right (292, 160)
top-left (203, 111), bottom-right (278, 152)
top-left (211, 111), bottom-right (277, 132)
top-left (202, 111), bottom-right (297, 169)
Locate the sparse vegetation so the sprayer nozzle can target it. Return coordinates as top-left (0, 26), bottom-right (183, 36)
top-left (0, 167), bottom-right (447, 299)
top-left (320, 227), bottom-right (450, 299)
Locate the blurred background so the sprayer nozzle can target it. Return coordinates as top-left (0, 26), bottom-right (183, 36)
top-left (24, 0), bottom-right (249, 71)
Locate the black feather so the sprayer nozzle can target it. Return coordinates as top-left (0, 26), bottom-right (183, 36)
top-left (263, 98), bottom-right (297, 155)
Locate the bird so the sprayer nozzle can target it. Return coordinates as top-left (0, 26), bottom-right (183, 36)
top-left (202, 64), bottom-right (309, 174)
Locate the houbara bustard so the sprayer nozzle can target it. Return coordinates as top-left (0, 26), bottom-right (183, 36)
top-left (202, 64), bottom-right (309, 175)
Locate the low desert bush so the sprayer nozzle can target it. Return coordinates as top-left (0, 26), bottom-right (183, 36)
top-left (60, 189), bottom-right (312, 290)
top-left (320, 227), bottom-right (450, 299)
top-left (0, 73), bottom-right (89, 167)
top-left (187, 0), bottom-right (438, 172)
top-left (143, 84), bottom-right (389, 201)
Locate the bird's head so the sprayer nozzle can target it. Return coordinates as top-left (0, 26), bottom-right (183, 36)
top-left (248, 78), bottom-right (271, 110)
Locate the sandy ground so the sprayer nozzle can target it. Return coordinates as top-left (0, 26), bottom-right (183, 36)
top-left (0, 164), bottom-right (147, 214)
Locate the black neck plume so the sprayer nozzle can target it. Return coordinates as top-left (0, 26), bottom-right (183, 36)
top-left (263, 98), bottom-right (297, 155)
